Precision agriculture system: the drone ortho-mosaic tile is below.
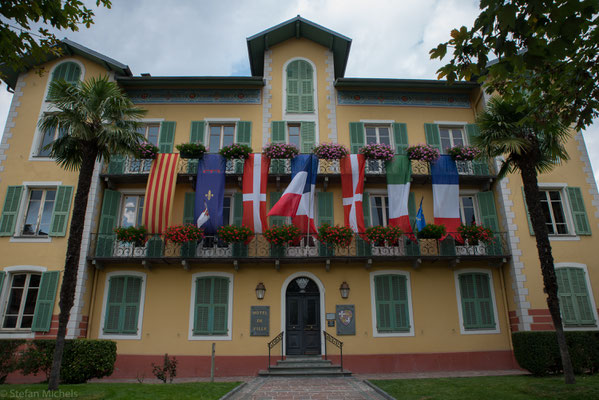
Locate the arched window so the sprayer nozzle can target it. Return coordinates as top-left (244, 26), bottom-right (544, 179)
top-left (50, 61), bottom-right (82, 84)
top-left (286, 60), bottom-right (314, 113)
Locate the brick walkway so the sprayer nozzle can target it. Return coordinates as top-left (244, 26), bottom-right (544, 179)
top-left (226, 376), bottom-right (386, 400)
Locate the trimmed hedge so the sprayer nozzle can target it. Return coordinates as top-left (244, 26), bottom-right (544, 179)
top-left (512, 331), bottom-right (599, 375)
top-left (19, 339), bottom-right (117, 384)
top-left (0, 340), bottom-right (25, 384)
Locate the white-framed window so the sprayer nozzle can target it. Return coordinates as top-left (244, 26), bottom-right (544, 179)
top-left (21, 188), bottom-right (56, 237)
top-left (365, 125), bottom-right (392, 147)
top-left (285, 59), bottom-right (315, 114)
top-left (454, 269), bottom-right (500, 334)
top-left (188, 272), bottom-right (233, 341)
top-left (36, 125), bottom-right (67, 158)
top-left (369, 195), bottom-right (390, 227)
top-left (99, 271), bottom-right (146, 340)
top-left (555, 263), bottom-right (598, 330)
top-left (287, 124), bottom-right (301, 148)
top-left (459, 195), bottom-right (479, 225)
top-left (208, 124), bottom-right (235, 153)
top-left (439, 126), bottom-right (466, 153)
top-left (2, 272), bottom-right (41, 330)
top-left (370, 270), bottom-right (414, 337)
top-left (540, 189), bottom-right (569, 235)
top-left (119, 195), bottom-right (145, 228)
top-left (136, 123), bottom-right (161, 147)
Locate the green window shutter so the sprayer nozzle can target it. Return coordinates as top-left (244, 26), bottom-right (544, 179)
top-left (121, 277), bottom-right (142, 334)
top-left (317, 192), bottom-right (334, 256)
top-left (269, 192), bottom-right (285, 226)
top-left (567, 187), bottom-right (591, 235)
top-left (459, 273), bottom-right (496, 330)
top-left (356, 192), bottom-right (371, 256)
top-left (299, 61), bottom-right (314, 112)
top-left (521, 187), bottom-right (535, 235)
top-left (557, 268), bottom-right (596, 326)
top-left (408, 192), bottom-right (416, 229)
top-left (374, 275), bottom-right (409, 332)
top-left (392, 123), bottom-right (409, 155)
top-left (465, 124), bottom-right (489, 175)
top-left (236, 121), bottom-right (252, 146)
top-left (271, 121), bottom-right (286, 143)
top-left (104, 276), bottom-right (142, 334)
top-left (0, 272), bottom-right (5, 294)
top-left (107, 155), bottom-right (125, 175)
top-left (424, 123), bottom-right (442, 152)
top-left (146, 236), bottom-right (163, 257)
top-left (52, 62), bottom-right (81, 83)
top-left (349, 122), bottom-right (365, 154)
top-left (300, 122), bottom-right (316, 153)
top-left (96, 190), bottom-right (121, 257)
top-left (0, 186), bottom-right (23, 236)
top-left (194, 277), bottom-right (229, 335)
top-left (49, 186), bottom-right (74, 237)
top-left (31, 271), bottom-right (60, 332)
top-left (477, 192), bottom-right (499, 232)
top-left (190, 121), bottom-right (206, 144)
top-left (232, 193), bottom-right (243, 226)
top-left (287, 61), bottom-right (300, 112)
top-left (362, 192), bottom-right (371, 228)
top-left (183, 193), bottom-right (195, 225)
top-left (158, 121), bottom-right (176, 153)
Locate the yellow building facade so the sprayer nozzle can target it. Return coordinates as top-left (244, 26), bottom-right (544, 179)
top-left (0, 17), bottom-right (598, 378)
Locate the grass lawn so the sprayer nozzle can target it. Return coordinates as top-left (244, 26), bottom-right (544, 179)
top-left (0, 382), bottom-right (240, 400)
top-left (370, 375), bottom-right (599, 400)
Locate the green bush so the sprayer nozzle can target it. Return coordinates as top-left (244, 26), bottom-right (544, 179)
top-left (512, 331), bottom-right (599, 376)
top-left (0, 340), bottom-right (25, 384)
top-left (20, 339), bottom-right (117, 384)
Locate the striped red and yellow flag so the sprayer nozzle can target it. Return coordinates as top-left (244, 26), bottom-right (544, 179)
top-left (143, 153), bottom-right (179, 234)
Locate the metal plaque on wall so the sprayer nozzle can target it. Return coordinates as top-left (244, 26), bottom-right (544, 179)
top-left (250, 306), bottom-right (270, 336)
top-left (336, 304), bottom-right (355, 335)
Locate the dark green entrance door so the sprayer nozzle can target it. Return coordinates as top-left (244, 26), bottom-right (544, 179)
top-left (286, 277), bottom-right (320, 355)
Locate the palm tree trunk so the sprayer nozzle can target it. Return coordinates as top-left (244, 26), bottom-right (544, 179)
top-left (519, 159), bottom-right (575, 384)
top-left (48, 143), bottom-right (99, 390)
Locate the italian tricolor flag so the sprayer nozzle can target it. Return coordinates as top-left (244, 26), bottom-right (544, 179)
top-left (386, 155), bottom-right (413, 235)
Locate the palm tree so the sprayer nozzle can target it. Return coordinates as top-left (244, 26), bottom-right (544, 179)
top-left (39, 76), bottom-right (146, 390)
top-left (476, 97), bottom-right (575, 383)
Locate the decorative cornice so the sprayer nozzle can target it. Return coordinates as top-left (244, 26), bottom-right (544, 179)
top-left (337, 90), bottom-right (470, 108)
top-left (127, 89), bottom-right (262, 105)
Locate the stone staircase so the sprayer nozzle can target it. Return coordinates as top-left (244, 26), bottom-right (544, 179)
top-left (258, 355), bottom-right (352, 377)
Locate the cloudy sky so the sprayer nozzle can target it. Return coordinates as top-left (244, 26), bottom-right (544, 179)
top-left (1, 0), bottom-right (598, 183)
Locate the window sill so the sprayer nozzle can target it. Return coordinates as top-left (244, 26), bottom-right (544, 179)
top-left (99, 332), bottom-right (142, 340)
top-left (564, 325), bottom-right (598, 331)
top-left (188, 333), bottom-right (232, 341)
top-left (28, 156), bottom-right (54, 162)
top-left (460, 327), bottom-right (500, 335)
top-left (9, 236), bottom-right (52, 243)
top-left (548, 235), bottom-right (581, 241)
top-left (0, 331), bottom-right (35, 339)
top-left (373, 330), bottom-right (414, 338)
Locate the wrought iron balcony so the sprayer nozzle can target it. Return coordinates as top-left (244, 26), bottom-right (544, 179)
top-left (89, 232), bottom-right (510, 267)
top-left (100, 156), bottom-right (496, 188)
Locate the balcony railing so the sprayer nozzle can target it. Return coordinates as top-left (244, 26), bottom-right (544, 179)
top-left (90, 232), bottom-right (510, 262)
top-left (102, 156), bottom-right (495, 178)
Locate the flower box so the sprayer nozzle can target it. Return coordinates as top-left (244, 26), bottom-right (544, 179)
top-left (114, 226), bottom-right (148, 247)
top-left (219, 143), bottom-right (252, 159)
top-left (217, 225), bottom-right (253, 243)
top-left (163, 224), bottom-right (204, 243)
top-left (176, 143), bottom-right (206, 159)
top-left (313, 143), bottom-right (349, 160)
top-left (359, 143), bottom-right (394, 161)
top-left (447, 145), bottom-right (481, 161)
top-left (263, 143), bottom-right (299, 159)
top-left (406, 144), bottom-right (440, 163)
top-left (136, 142), bottom-right (159, 159)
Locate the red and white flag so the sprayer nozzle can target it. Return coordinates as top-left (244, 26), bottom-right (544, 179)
top-left (340, 154), bottom-right (365, 233)
top-left (242, 154), bottom-right (271, 233)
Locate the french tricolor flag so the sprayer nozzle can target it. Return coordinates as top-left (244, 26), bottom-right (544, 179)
top-left (242, 154), bottom-right (271, 233)
top-left (268, 154), bottom-right (318, 234)
top-left (431, 155), bottom-right (461, 236)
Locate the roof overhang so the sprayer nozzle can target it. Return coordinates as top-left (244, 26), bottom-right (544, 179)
top-left (1, 38), bottom-right (132, 91)
top-left (247, 15), bottom-right (352, 79)
top-left (116, 76), bottom-right (265, 88)
top-left (335, 78), bottom-right (480, 90)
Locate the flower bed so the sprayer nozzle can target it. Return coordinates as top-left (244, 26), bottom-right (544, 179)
top-left (217, 225), bottom-right (254, 243)
top-left (359, 143), bottom-right (394, 161)
top-left (406, 144), bottom-right (440, 163)
top-left (262, 143), bottom-right (299, 159)
top-left (136, 142), bottom-right (159, 159)
top-left (163, 224), bottom-right (204, 243)
top-left (263, 224), bottom-right (301, 245)
top-left (457, 223), bottom-right (494, 245)
top-left (114, 226), bottom-right (147, 246)
top-left (312, 143), bottom-right (349, 160)
top-left (317, 224), bottom-right (353, 247)
top-left (447, 145), bottom-right (481, 161)
top-left (219, 143), bottom-right (252, 159)
top-left (176, 143), bottom-right (206, 158)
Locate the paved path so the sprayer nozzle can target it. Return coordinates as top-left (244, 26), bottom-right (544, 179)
top-left (226, 376), bottom-right (386, 400)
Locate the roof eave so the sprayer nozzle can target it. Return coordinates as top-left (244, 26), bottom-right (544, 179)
top-left (335, 78), bottom-right (480, 90)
